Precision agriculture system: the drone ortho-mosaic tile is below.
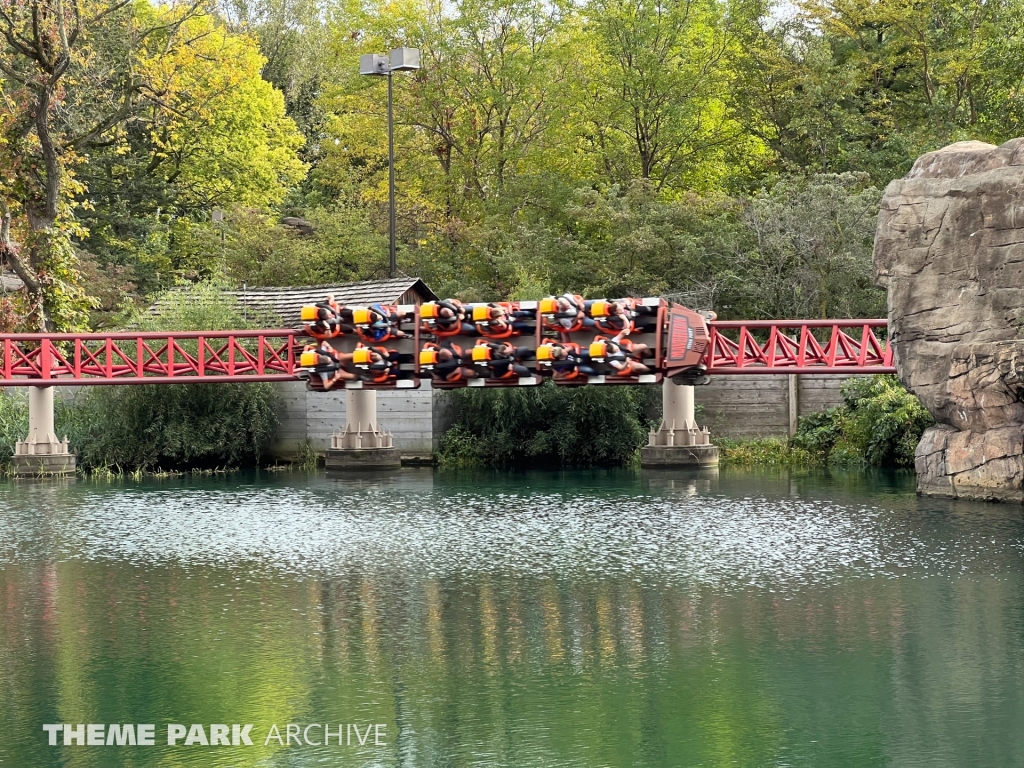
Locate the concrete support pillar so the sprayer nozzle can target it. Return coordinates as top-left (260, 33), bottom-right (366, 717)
top-left (326, 386), bottom-right (401, 470)
top-left (640, 379), bottom-right (718, 467)
top-left (788, 374), bottom-right (799, 437)
top-left (11, 386), bottom-right (75, 477)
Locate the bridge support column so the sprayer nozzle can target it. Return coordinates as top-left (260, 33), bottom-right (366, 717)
top-left (325, 388), bottom-right (401, 470)
top-left (640, 380), bottom-right (718, 467)
top-left (11, 386), bottom-right (75, 477)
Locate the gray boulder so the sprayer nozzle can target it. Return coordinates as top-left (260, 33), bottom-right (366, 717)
top-left (874, 139), bottom-right (1024, 501)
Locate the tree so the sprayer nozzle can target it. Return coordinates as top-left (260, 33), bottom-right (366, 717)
top-left (0, 0), bottom-right (208, 329)
top-left (581, 0), bottom-right (759, 191)
top-left (75, 7), bottom-right (307, 292)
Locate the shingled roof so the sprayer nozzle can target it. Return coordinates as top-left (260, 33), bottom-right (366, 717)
top-left (146, 278), bottom-right (437, 330)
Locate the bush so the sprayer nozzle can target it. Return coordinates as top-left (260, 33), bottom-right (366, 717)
top-left (437, 383), bottom-right (657, 468)
top-left (791, 375), bottom-right (933, 467)
top-left (58, 281), bottom-right (280, 471)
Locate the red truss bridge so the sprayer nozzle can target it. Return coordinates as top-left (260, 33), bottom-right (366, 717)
top-left (0, 301), bottom-right (894, 387)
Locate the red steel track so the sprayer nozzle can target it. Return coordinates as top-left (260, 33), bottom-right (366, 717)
top-left (0, 319), bottom-right (893, 386)
top-left (706, 319), bottom-right (894, 375)
top-left (0, 331), bottom-right (299, 386)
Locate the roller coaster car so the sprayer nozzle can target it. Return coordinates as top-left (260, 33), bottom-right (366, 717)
top-left (300, 300), bottom-right (346, 340)
top-left (663, 303), bottom-right (713, 384)
top-left (539, 294), bottom-right (586, 333)
top-left (419, 299), bottom-right (468, 337)
top-left (471, 302), bottom-right (534, 339)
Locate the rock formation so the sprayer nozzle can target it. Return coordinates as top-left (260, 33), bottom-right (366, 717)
top-left (874, 139), bottom-right (1024, 501)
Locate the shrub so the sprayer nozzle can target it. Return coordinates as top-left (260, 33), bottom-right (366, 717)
top-left (58, 281), bottom-right (280, 471)
top-left (437, 383), bottom-right (657, 468)
top-left (790, 375), bottom-right (933, 467)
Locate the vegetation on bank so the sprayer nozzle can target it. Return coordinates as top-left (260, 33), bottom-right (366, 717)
top-left (438, 374), bottom-right (932, 471)
top-left (437, 384), bottom-right (658, 468)
top-left (721, 376), bottom-right (933, 469)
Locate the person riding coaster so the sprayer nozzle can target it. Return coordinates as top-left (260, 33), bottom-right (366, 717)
top-left (352, 303), bottom-right (411, 343)
top-left (351, 342), bottom-right (402, 384)
top-left (300, 295), bottom-right (354, 340)
top-left (298, 341), bottom-right (358, 390)
top-left (420, 299), bottom-right (477, 337)
top-left (586, 298), bottom-right (638, 334)
top-left (472, 302), bottom-right (535, 339)
top-left (419, 341), bottom-right (477, 383)
top-left (471, 339), bottom-right (532, 379)
top-left (536, 341), bottom-right (599, 381)
top-left (588, 332), bottom-right (652, 377)
top-left (539, 293), bottom-right (589, 333)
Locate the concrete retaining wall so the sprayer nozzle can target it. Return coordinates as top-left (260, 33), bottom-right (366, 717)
top-left (270, 373), bottom-right (868, 457)
top-left (696, 374), bottom-right (865, 439)
top-left (272, 380), bottom-right (436, 458)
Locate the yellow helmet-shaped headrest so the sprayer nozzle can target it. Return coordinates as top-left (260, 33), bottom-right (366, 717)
top-left (536, 344), bottom-right (554, 364)
top-left (539, 298), bottom-right (557, 315)
top-left (472, 305), bottom-right (490, 322)
top-left (300, 305), bottom-right (319, 322)
top-left (300, 350), bottom-right (320, 367)
top-left (589, 341), bottom-right (606, 359)
top-left (352, 348), bottom-right (372, 367)
top-left (352, 308), bottom-right (372, 326)
top-left (590, 300), bottom-right (609, 318)
top-left (420, 303), bottom-right (438, 319)
top-left (419, 349), bottom-right (438, 367)
top-left (471, 345), bottom-right (492, 362)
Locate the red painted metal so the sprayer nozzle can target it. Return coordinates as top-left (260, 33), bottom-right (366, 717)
top-left (0, 330), bottom-right (299, 386)
top-left (705, 319), bottom-right (894, 374)
top-left (0, 318), bottom-right (894, 386)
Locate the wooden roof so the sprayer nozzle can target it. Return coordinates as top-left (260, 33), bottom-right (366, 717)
top-left (146, 278), bottom-right (437, 330)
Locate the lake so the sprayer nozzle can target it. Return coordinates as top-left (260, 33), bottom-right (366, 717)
top-left (1, 467), bottom-right (1022, 767)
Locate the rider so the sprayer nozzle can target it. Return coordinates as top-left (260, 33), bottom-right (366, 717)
top-left (604, 331), bottom-right (651, 376)
top-left (431, 299), bottom-right (477, 336)
top-left (547, 342), bottom-right (598, 380)
top-left (476, 303), bottom-right (535, 338)
top-left (356, 344), bottom-right (402, 383)
top-left (303, 295), bottom-right (355, 338)
top-left (588, 298), bottom-right (635, 334)
top-left (433, 343), bottom-right (477, 382)
top-left (474, 340), bottom-right (532, 378)
top-left (301, 341), bottom-right (357, 390)
top-left (358, 303), bottom-right (411, 342)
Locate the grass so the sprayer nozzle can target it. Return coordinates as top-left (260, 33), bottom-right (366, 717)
top-left (717, 437), bottom-right (820, 467)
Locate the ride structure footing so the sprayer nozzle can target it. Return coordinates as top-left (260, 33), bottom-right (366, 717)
top-left (325, 389), bottom-right (401, 470)
top-left (641, 380), bottom-right (719, 468)
top-left (11, 386), bottom-right (75, 477)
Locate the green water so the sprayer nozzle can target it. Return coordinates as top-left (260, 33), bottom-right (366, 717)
top-left (1, 468), bottom-right (1023, 767)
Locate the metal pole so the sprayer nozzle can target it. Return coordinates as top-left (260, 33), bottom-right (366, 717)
top-left (387, 71), bottom-right (397, 279)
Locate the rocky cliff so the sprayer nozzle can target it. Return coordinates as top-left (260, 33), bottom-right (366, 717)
top-left (874, 139), bottom-right (1024, 502)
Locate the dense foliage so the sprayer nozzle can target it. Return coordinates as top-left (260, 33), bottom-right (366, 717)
top-left (5, 0), bottom-right (1020, 325)
top-left (437, 385), bottom-right (656, 467)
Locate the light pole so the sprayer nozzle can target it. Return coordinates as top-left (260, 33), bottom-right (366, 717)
top-left (359, 47), bottom-right (420, 279)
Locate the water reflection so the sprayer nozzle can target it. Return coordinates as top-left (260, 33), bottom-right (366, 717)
top-left (0, 469), bottom-right (1022, 766)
